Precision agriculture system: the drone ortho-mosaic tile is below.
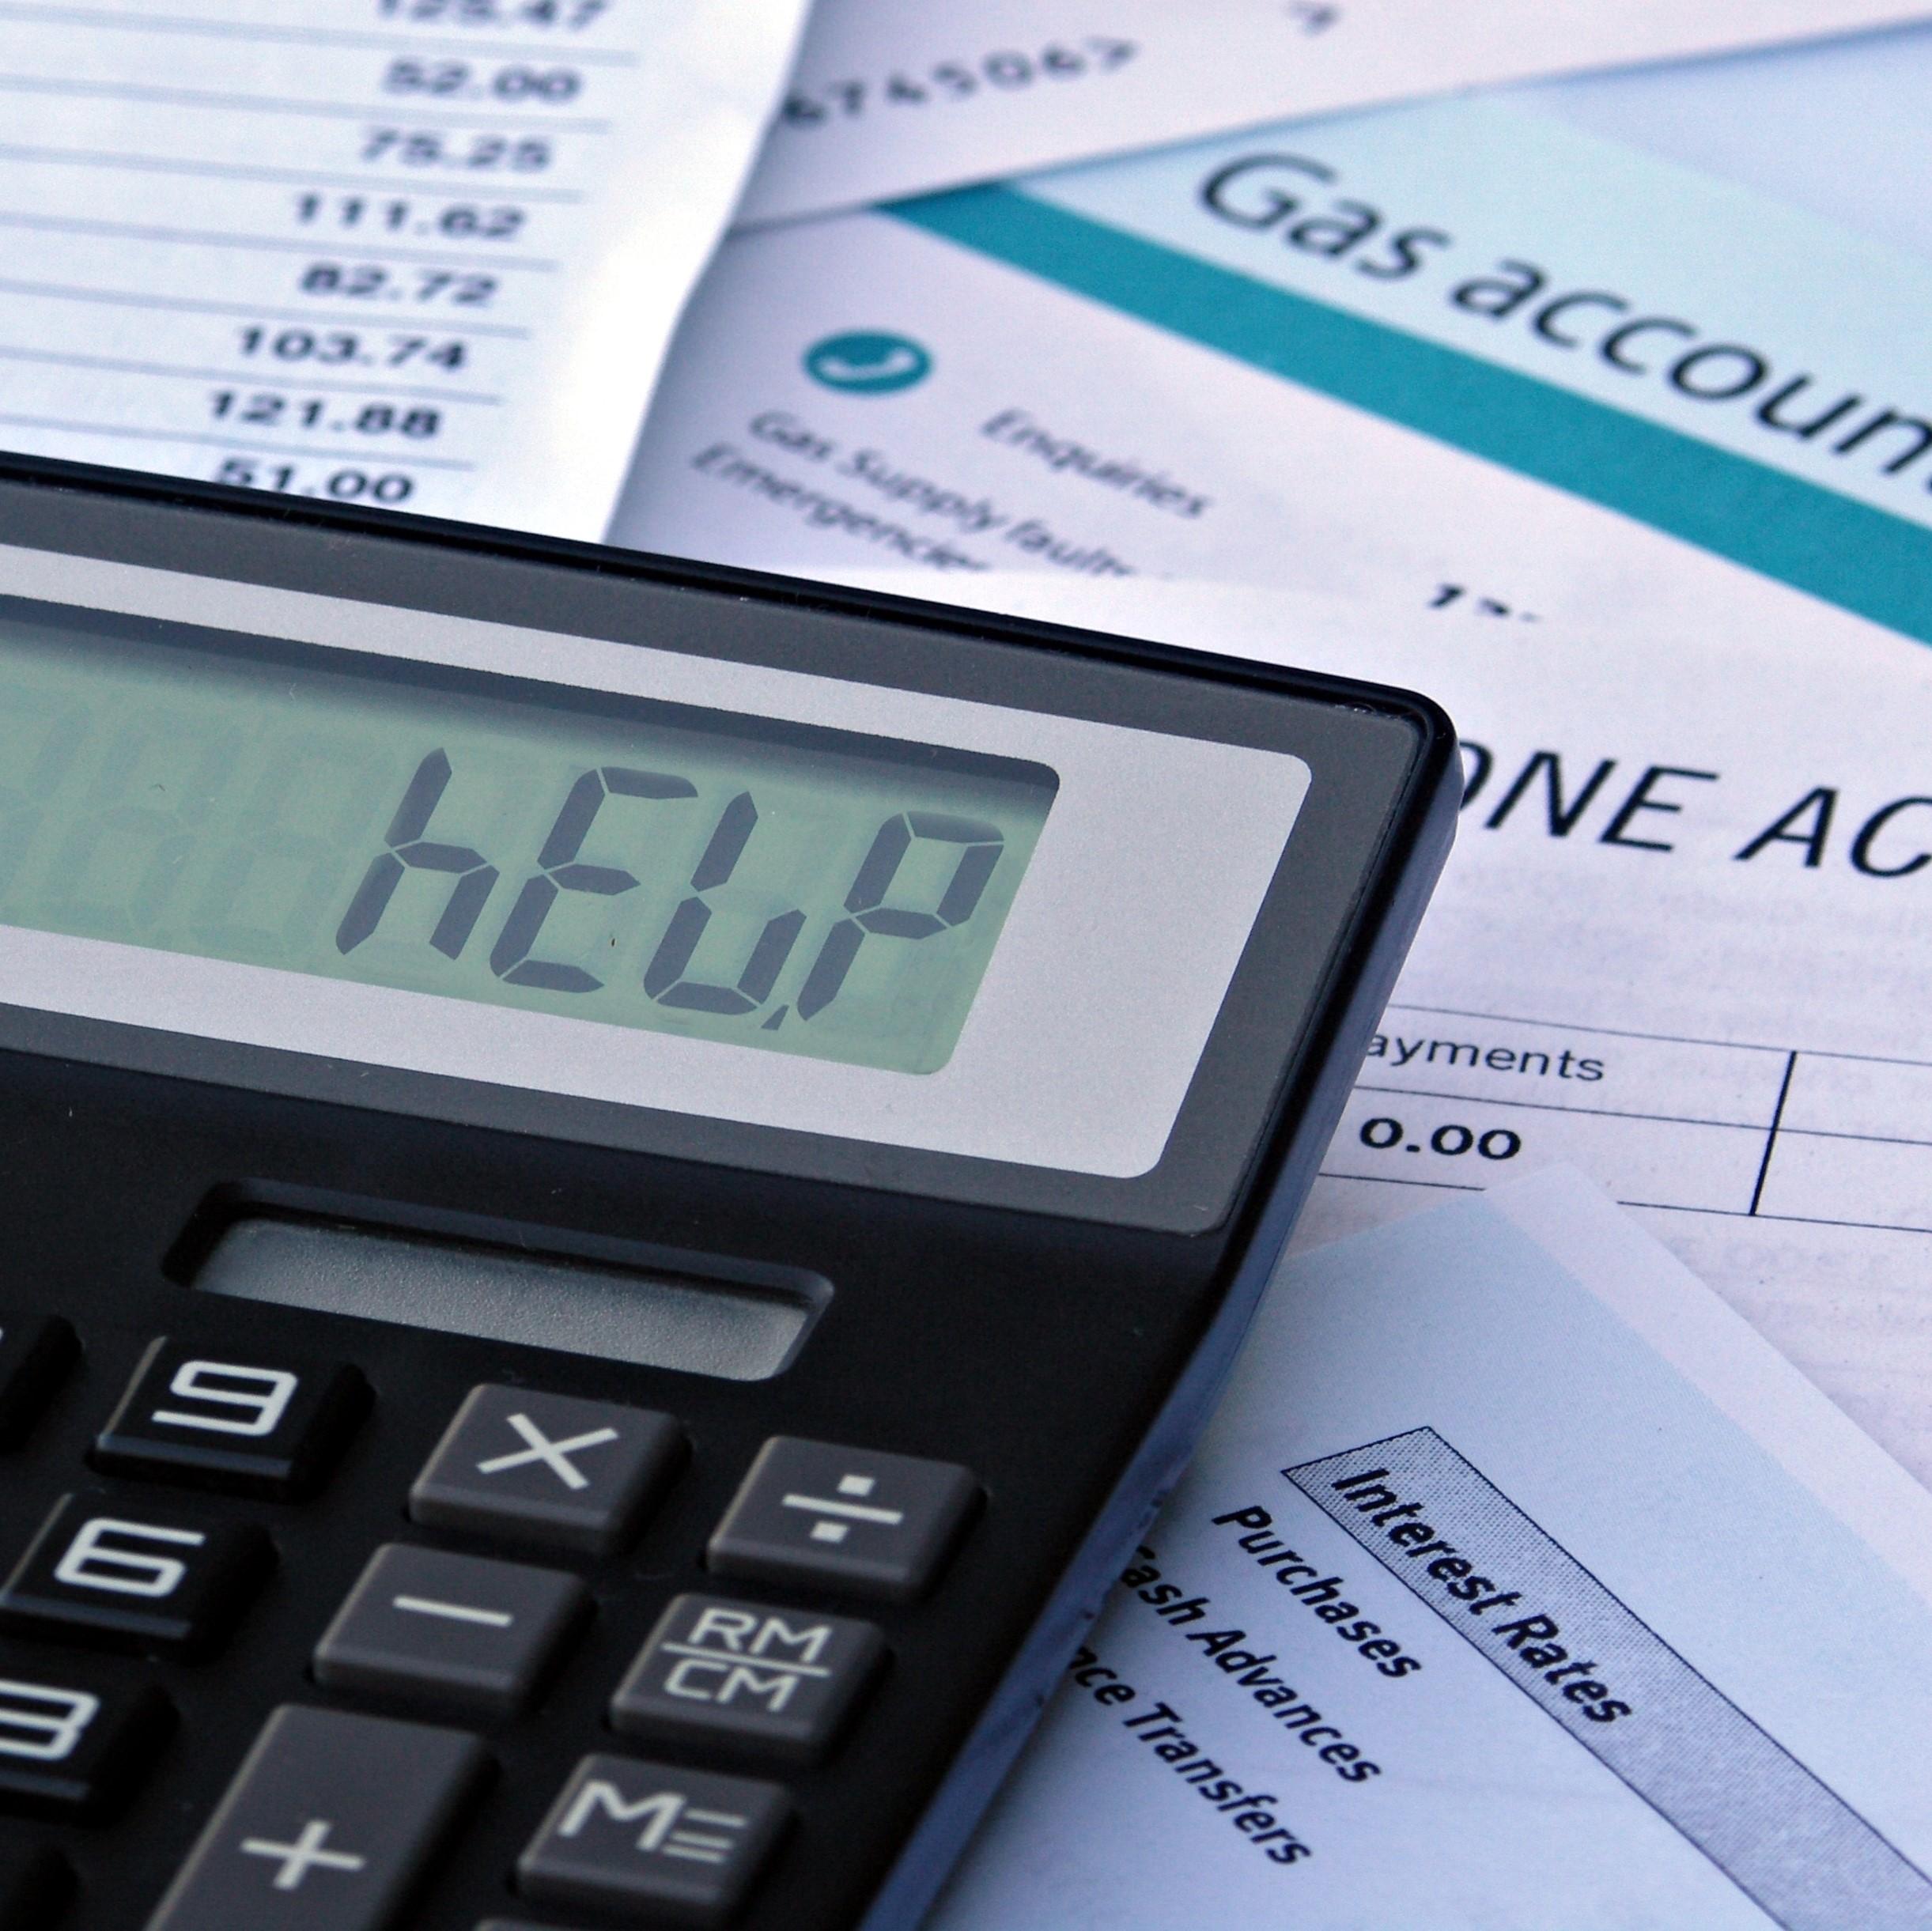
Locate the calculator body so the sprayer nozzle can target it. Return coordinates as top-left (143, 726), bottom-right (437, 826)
top-left (0, 459), bottom-right (1457, 1931)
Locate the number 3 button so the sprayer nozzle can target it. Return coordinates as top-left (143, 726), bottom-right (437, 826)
top-left (0, 1667), bottom-right (174, 1820)
top-left (93, 1339), bottom-right (369, 1502)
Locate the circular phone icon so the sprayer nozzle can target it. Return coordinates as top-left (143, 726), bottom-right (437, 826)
top-left (803, 331), bottom-right (932, 395)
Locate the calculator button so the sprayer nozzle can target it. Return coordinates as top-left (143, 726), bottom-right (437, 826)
top-left (149, 1703), bottom-right (488, 1931)
top-left (313, 1543), bottom-right (589, 1720)
top-left (0, 1494), bottom-right (273, 1659)
top-left (0, 1843), bottom-right (70, 1929)
top-left (517, 1755), bottom-right (788, 1925)
top-left (409, 1385), bottom-right (682, 1556)
top-left (0, 1316), bottom-right (77, 1449)
top-left (611, 1593), bottom-right (883, 1763)
top-left (0, 1666), bottom-right (172, 1819)
top-left (708, 1438), bottom-right (977, 1604)
top-left (92, 1339), bottom-right (370, 1502)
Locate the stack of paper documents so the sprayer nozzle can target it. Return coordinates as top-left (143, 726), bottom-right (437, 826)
top-left (0, 0), bottom-right (813, 535)
top-left (622, 17), bottom-right (1932, 1927)
top-left (934, 1169), bottom-right (1932, 1929)
top-left (9, 5), bottom-right (1932, 1924)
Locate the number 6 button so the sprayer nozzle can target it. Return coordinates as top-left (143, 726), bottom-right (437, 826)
top-left (0, 1495), bottom-right (272, 1658)
top-left (93, 1339), bottom-right (370, 1502)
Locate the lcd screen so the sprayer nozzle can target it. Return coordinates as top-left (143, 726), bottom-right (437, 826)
top-left (0, 596), bottom-right (1056, 1075)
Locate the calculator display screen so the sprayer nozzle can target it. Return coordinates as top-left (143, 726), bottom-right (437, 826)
top-left (0, 603), bottom-right (1055, 1075)
top-left (0, 548), bottom-right (1316, 1184)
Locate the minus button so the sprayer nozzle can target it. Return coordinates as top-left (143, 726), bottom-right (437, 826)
top-left (314, 1544), bottom-right (588, 1718)
top-left (391, 1596), bottom-right (514, 1629)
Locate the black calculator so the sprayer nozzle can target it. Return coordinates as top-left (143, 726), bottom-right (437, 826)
top-left (0, 458), bottom-right (1456, 1931)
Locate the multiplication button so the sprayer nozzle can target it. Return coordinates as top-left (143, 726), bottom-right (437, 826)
top-left (149, 1704), bottom-right (488, 1931)
top-left (519, 1755), bottom-right (787, 1925)
top-left (708, 1438), bottom-right (977, 1603)
top-left (611, 1593), bottom-right (882, 1762)
top-left (410, 1386), bottom-right (682, 1556)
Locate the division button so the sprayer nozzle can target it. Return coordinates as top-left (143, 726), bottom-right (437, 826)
top-left (0, 1315), bottom-right (78, 1449)
top-left (708, 1438), bottom-right (977, 1604)
top-left (148, 1703), bottom-right (489, 1931)
top-left (0, 1493), bottom-right (272, 1659)
top-left (611, 1593), bottom-right (882, 1763)
top-left (0, 1664), bottom-right (174, 1819)
top-left (0, 1843), bottom-right (70, 1929)
top-left (313, 1544), bottom-right (589, 1720)
top-left (518, 1755), bottom-right (787, 1925)
top-left (409, 1385), bottom-right (682, 1556)
top-left (93, 1339), bottom-right (370, 1502)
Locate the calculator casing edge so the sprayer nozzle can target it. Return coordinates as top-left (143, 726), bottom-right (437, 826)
top-left (868, 667), bottom-right (1457, 1929)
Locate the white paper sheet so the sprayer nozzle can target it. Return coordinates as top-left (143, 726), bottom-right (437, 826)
top-left (614, 81), bottom-right (1932, 651)
top-left (780, 572), bottom-right (1932, 1505)
top-left (0, 0), bottom-right (807, 537)
top-left (928, 1170), bottom-right (1932, 1929)
top-left (735, 0), bottom-right (1928, 226)
top-left (1518, 17), bottom-right (1932, 259)
top-left (611, 62), bottom-right (1932, 1483)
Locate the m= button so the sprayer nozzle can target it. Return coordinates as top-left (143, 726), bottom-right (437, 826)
top-left (410, 1386), bottom-right (682, 1556)
top-left (518, 1755), bottom-right (787, 1925)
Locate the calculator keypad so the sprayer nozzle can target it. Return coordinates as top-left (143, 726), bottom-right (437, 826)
top-left (517, 1754), bottom-right (789, 1925)
top-left (0, 1320), bottom-right (985, 1929)
top-left (93, 1339), bottom-right (369, 1502)
top-left (708, 1437), bottom-right (979, 1604)
top-left (314, 1544), bottom-right (590, 1721)
top-left (0, 1493), bottom-right (273, 1658)
top-left (0, 1668), bottom-right (173, 1820)
top-left (149, 1703), bottom-right (490, 1931)
top-left (611, 1593), bottom-right (883, 1763)
top-left (409, 1385), bottom-right (683, 1556)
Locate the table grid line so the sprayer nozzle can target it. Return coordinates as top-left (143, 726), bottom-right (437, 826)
top-left (1341, 1007), bottom-right (1932, 1240)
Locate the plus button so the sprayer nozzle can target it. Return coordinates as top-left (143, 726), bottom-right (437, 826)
top-left (149, 1706), bottom-right (489, 1931)
top-left (239, 1818), bottom-right (367, 1891)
